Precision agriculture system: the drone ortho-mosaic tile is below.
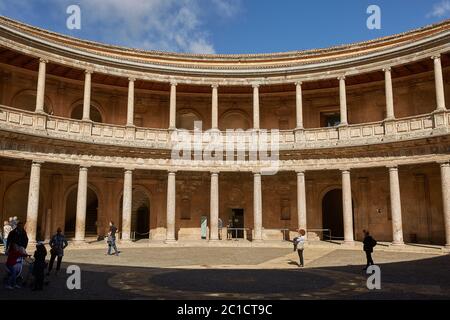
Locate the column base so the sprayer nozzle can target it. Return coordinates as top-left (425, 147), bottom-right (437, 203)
top-left (164, 239), bottom-right (177, 244)
top-left (72, 239), bottom-right (86, 246)
top-left (342, 240), bottom-right (355, 246)
top-left (390, 241), bottom-right (405, 246)
top-left (208, 239), bottom-right (220, 243)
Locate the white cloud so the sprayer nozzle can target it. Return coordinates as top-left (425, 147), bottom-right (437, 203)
top-left (72, 0), bottom-right (240, 53)
top-left (427, 0), bottom-right (450, 18)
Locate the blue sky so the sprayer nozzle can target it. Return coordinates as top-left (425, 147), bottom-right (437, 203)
top-left (0, 0), bottom-right (449, 54)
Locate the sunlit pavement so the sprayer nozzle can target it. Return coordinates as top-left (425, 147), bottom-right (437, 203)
top-left (0, 246), bottom-right (449, 299)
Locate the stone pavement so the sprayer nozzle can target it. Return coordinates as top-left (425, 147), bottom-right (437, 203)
top-left (0, 245), bottom-right (449, 300)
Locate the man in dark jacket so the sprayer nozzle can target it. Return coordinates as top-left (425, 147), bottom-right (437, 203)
top-left (363, 230), bottom-right (376, 270)
top-left (47, 228), bottom-right (68, 275)
top-left (6, 221), bottom-right (28, 251)
top-left (32, 242), bottom-right (47, 291)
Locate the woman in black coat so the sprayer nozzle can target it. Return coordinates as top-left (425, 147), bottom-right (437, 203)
top-left (32, 242), bottom-right (47, 291)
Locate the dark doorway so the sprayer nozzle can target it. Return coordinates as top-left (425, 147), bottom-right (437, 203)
top-left (229, 209), bottom-right (244, 238)
top-left (135, 205), bottom-right (150, 239)
top-left (322, 189), bottom-right (344, 240)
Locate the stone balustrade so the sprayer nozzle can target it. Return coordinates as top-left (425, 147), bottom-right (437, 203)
top-left (0, 105), bottom-right (448, 151)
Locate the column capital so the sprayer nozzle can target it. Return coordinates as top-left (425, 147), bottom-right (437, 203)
top-left (39, 58), bottom-right (49, 64)
top-left (295, 81), bottom-right (303, 86)
top-left (84, 69), bottom-right (93, 75)
top-left (128, 77), bottom-right (136, 82)
top-left (211, 83), bottom-right (219, 89)
top-left (340, 168), bottom-right (351, 173)
top-left (252, 171), bottom-right (262, 176)
top-left (210, 171), bottom-right (220, 176)
top-left (296, 170), bottom-right (306, 175)
top-left (387, 165), bottom-right (399, 171)
top-left (337, 75), bottom-right (346, 81)
top-left (252, 83), bottom-right (260, 89)
top-left (170, 80), bottom-right (178, 87)
top-left (382, 66), bottom-right (392, 72)
top-left (124, 168), bottom-right (135, 173)
top-left (168, 170), bottom-right (177, 175)
top-left (79, 165), bottom-right (90, 171)
top-left (431, 54), bottom-right (441, 61)
top-left (31, 161), bottom-right (44, 166)
top-left (438, 161), bottom-right (450, 167)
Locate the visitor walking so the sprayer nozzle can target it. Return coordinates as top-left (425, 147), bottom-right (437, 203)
top-left (218, 218), bottom-right (223, 240)
top-left (293, 229), bottom-right (306, 267)
top-left (32, 242), bottom-right (47, 290)
top-left (106, 221), bottom-right (119, 256)
top-left (363, 230), bottom-right (377, 270)
top-left (47, 228), bottom-right (68, 275)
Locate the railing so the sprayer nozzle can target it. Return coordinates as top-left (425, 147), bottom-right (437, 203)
top-left (0, 104), bottom-right (448, 150)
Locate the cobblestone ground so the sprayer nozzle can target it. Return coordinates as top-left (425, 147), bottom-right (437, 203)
top-left (0, 247), bottom-right (449, 299)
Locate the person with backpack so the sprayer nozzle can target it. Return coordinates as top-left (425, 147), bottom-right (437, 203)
top-left (293, 229), bottom-right (306, 267)
top-left (32, 242), bottom-right (47, 291)
top-left (47, 228), bottom-right (68, 276)
top-left (106, 221), bottom-right (119, 256)
top-left (363, 229), bottom-right (377, 270)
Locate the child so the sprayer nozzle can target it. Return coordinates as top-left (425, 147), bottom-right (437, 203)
top-left (32, 242), bottom-right (47, 291)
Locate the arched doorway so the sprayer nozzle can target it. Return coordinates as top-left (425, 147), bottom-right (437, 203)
top-left (119, 188), bottom-right (150, 240)
top-left (322, 188), bottom-right (354, 240)
top-left (11, 90), bottom-right (53, 114)
top-left (65, 187), bottom-right (99, 237)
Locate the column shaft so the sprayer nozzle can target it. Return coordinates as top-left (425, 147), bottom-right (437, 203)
top-left (433, 55), bottom-right (447, 111)
top-left (121, 169), bottom-right (133, 241)
top-left (166, 172), bottom-right (176, 242)
top-left (253, 173), bottom-right (262, 241)
top-left (297, 171), bottom-right (307, 236)
top-left (384, 67), bottom-right (395, 119)
top-left (342, 170), bottom-right (354, 243)
top-left (126, 78), bottom-right (135, 126)
top-left (339, 77), bottom-right (348, 125)
top-left (389, 166), bottom-right (404, 245)
top-left (253, 84), bottom-right (260, 130)
top-left (295, 82), bottom-right (304, 129)
top-left (26, 162), bottom-right (41, 242)
top-left (82, 71), bottom-right (92, 121)
top-left (210, 173), bottom-right (219, 240)
top-left (74, 167), bottom-right (88, 242)
top-left (169, 82), bottom-right (177, 129)
top-left (35, 59), bottom-right (47, 113)
top-left (440, 163), bottom-right (450, 248)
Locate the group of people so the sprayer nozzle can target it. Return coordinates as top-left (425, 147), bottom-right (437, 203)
top-left (293, 229), bottom-right (377, 269)
top-left (2, 218), bottom-right (69, 291)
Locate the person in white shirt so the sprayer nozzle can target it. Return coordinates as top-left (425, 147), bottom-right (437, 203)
top-left (293, 229), bottom-right (306, 267)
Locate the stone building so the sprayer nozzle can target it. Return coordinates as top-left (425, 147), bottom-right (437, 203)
top-left (0, 17), bottom-right (449, 246)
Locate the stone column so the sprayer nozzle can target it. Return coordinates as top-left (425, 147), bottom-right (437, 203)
top-left (35, 58), bottom-right (47, 114)
top-left (26, 161), bottom-right (42, 243)
top-left (253, 172), bottom-right (263, 241)
top-left (211, 84), bottom-right (219, 130)
top-left (338, 76), bottom-right (348, 125)
top-left (121, 169), bottom-right (133, 241)
top-left (252, 84), bottom-right (260, 130)
top-left (74, 166), bottom-right (89, 243)
top-left (341, 169), bottom-right (354, 243)
top-left (297, 171), bottom-right (307, 237)
top-left (432, 55), bottom-right (447, 111)
top-left (126, 78), bottom-right (135, 126)
top-left (295, 82), bottom-right (304, 129)
top-left (383, 67), bottom-right (395, 120)
top-left (210, 172), bottom-right (219, 241)
top-left (82, 70), bottom-right (92, 121)
top-left (440, 162), bottom-right (450, 248)
top-left (166, 171), bottom-right (176, 242)
top-left (388, 166), bottom-right (404, 245)
top-left (169, 81), bottom-right (177, 129)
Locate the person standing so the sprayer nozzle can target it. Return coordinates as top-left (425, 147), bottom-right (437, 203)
top-left (218, 218), bottom-right (223, 240)
top-left (6, 221), bottom-right (28, 252)
top-left (32, 242), bottom-right (47, 290)
top-left (47, 228), bottom-right (68, 276)
top-left (106, 221), bottom-right (119, 256)
top-left (5, 242), bottom-right (28, 289)
top-left (363, 230), bottom-right (377, 270)
top-left (2, 221), bottom-right (11, 253)
top-left (293, 229), bottom-right (306, 267)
